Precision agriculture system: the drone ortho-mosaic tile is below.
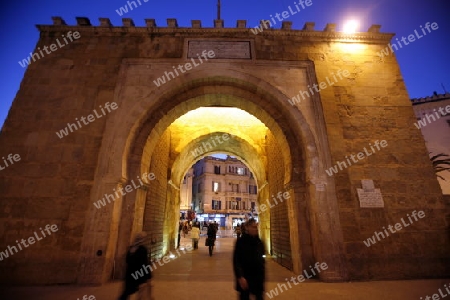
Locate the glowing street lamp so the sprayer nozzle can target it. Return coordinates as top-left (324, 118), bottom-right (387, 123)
top-left (343, 20), bottom-right (359, 33)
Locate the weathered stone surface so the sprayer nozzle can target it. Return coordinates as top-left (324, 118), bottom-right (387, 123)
top-left (0, 19), bottom-right (448, 286)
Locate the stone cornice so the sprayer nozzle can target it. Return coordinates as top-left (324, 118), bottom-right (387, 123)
top-left (36, 17), bottom-right (395, 44)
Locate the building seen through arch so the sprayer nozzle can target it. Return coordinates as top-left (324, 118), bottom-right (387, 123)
top-left (191, 155), bottom-right (259, 228)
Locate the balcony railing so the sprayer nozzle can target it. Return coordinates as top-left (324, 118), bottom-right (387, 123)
top-left (203, 209), bottom-right (249, 214)
top-left (225, 191), bottom-right (249, 197)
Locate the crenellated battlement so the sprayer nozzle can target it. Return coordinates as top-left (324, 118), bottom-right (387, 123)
top-left (411, 93), bottom-right (450, 105)
top-left (36, 16), bottom-right (394, 43)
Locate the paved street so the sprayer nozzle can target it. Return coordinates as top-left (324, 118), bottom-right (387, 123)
top-left (0, 236), bottom-right (448, 300)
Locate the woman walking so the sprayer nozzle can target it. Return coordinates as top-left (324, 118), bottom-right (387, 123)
top-left (191, 222), bottom-right (200, 249)
top-left (206, 223), bottom-right (217, 256)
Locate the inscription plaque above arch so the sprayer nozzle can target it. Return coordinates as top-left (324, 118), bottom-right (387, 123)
top-left (187, 40), bottom-right (252, 59)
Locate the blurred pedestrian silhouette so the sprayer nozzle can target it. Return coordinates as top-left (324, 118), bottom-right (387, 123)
top-left (177, 220), bottom-right (183, 248)
top-left (118, 232), bottom-right (153, 300)
top-left (235, 223), bottom-right (242, 239)
top-left (233, 219), bottom-right (265, 300)
top-left (240, 222), bottom-right (246, 236)
top-left (182, 221), bottom-right (189, 237)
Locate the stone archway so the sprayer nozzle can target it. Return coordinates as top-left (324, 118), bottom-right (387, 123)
top-left (3, 18), bottom-right (448, 287)
top-left (168, 132), bottom-right (269, 251)
top-left (77, 63), bottom-right (348, 284)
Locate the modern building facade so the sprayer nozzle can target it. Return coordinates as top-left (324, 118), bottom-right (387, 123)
top-left (412, 92), bottom-right (450, 194)
top-left (192, 156), bottom-right (257, 228)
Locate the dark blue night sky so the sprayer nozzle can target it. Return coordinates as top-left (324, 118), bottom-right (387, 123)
top-left (0, 0), bottom-right (449, 128)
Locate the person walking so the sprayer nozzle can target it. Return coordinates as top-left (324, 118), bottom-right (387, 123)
top-left (206, 222), bottom-right (217, 256)
top-left (233, 219), bottom-right (265, 300)
top-left (183, 221), bottom-right (189, 238)
top-left (118, 232), bottom-right (153, 300)
top-left (235, 223), bottom-right (242, 239)
top-left (240, 222), bottom-right (246, 236)
top-left (177, 221), bottom-right (183, 249)
top-left (191, 222), bottom-right (200, 249)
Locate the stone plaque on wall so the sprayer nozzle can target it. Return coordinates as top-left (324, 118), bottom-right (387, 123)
top-left (361, 179), bottom-right (375, 191)
top-left (316, 183), bottom-right (325, 191)
top-left (357, 189), bottom-right (384, 207)
top-left (357, 179), bottom-right (384, 208)
top-left (187, 41), bottom-right (251, 59)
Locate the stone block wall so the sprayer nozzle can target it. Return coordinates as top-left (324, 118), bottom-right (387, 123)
top-left (0, 28), bottom-right (121, 284)
top-left (251, 32), bottom-right (449, 279)
top-left (266, 131), bottom-right (292, 270)
top-left (143, 130), bottom-right (171, 261)
top-left (0, 18), bottom-right (448, 284)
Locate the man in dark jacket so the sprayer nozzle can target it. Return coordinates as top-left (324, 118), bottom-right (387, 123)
top-left (233, 218), bottom-right (265, 300)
